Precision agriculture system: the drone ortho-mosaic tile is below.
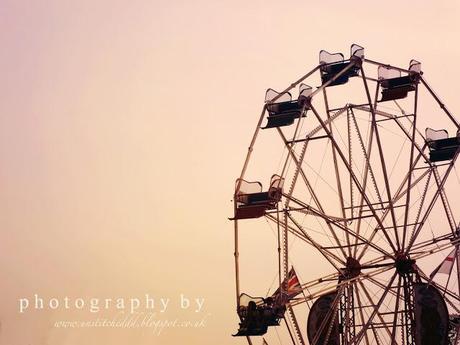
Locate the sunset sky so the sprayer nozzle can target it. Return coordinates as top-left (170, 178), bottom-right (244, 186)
top-left (1, 0), bottom-right (460, 344)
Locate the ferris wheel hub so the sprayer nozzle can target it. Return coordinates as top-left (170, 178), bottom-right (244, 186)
top-left (340, 256), bottom-right (362, 280)
top-left (395, 254), bottom-right (416, 275)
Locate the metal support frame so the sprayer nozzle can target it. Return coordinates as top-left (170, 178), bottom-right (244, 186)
top-left (340, 283), bottom-right (356, 345)
top-left (402, 274), bottom-right (416, 345)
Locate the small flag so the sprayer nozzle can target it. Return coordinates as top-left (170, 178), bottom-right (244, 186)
top-left (272, 267), bottom-right (302, 300)
top-left (430, 248), bottom-right (457, 279)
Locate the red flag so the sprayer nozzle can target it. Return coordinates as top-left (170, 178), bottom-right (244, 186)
top-left (430, 248), bottom-right (457, 278)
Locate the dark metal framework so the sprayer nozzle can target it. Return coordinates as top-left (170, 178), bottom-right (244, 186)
top-left (232, 45), bottom-right (460, 345)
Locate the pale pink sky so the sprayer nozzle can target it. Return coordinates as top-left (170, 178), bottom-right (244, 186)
top-left (0, 0), bottom-right (460, 344)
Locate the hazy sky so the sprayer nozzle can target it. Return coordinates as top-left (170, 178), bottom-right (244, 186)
top-left (1, 0), bottom-right (460, 344)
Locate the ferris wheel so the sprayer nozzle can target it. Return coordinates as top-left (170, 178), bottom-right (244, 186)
top-left (230, 44), bottom-right (460, 345)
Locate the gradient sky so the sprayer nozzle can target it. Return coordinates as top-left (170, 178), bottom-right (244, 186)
top-left (1, 0), bottom-right (460, 344)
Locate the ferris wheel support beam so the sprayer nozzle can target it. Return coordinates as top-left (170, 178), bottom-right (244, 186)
top-left (277, 128), bottom-right (349, 259)
top-left (367, 276), bottom-right (400, 300)
top-left (389, 276), bottom-right (402, 345)
top-left (354, 285), bottom-right (372, 345)
top-left (357, 281), bottom-right (394, 341)
top-left (291, 265), bottom-right (395, 307)
top-left (349, 106), bottom-right (383, 257)
top-left (389, 112), bottom-right (458, 236)
top-left (283, 316), bottom-right (300, 345)
top-left (432, 167), bottom-right (457, 233)
top-left (233, 206), bottom-right (241, 307)
top-left (286, 303), bottom-right (306, 345)
top-left (276, 204), bottom-right (283, 296)
top-left (286, 213), bottom-right (345, 268)
top-left (323, 88), bottom-right (352, 257)
top-left (307, 106), bottom-right (349, 138)
top-left (285, 194), bottom-right (394, 259)
top-left (357, 154), bottom-right (428, 261)
top-left (402, 84), bottom-right (419, 250)
top-left (360, 67), bottom-right (401, 251)
top-left (406, 151), bottom-right (459, 253)
top-left (309, 104), bottom-right (399, 254)
top-left (349, 272), bottom-right (397, 345)
top-left (420, 76), bottom-right (460, 129)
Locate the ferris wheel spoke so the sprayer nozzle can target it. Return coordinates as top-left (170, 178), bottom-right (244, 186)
top-left (284, 213), bottom-right (345, 268)
top-left (310, 104), bottom-right (399, 254)
top-left (276, 129), bottom-right (349, 259)
top-left (286, 194), bottom-right (394, 259)
top-left (347, 107), bottom-right (385, 256)
top-left (405, 169), bottom-right (433, 251)
top-left (282, 316), bottom-right (300, 345)
top-left (360, 67), bottom-right (401, 252)
top-left (420, 76), bottom-right (460, 128)
top-left (366, 276), bottom-right (399, 300)
top-left (400, 87), bottom-right (420, 250)
top-left (359, 101), bottom-right (425, 253)
top-left (286, 214), bottom-right (345, 267)
top-left (292, 265), bottom-right (395, 308)
top-left (353, 108), bottom-right (427, 254)
top-left (323, 89), bottom-right (352, 257)
top-left (406, 158), bottom-right (459, 253)
top-left (389, 275), bottom-right (403, 345)
top-left (357, 165), bottom-right (432, 261)
top-left (432, 167), bottom-right (457, 233)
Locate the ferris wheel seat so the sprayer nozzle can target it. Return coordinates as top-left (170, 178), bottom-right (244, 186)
top-left (380, 75), bottom-right (414, 89)
top-left (263, 110), bottom-right (305, 129)
top-left (426, 129), bottom-right (460, 162)
top-left (233, 298), bottom-right (285, 336)
top-left (378, 63), bottom-right (420, 102)
top-left (428, 146), bottom-right (459, 162)
top-left (233, 205), bottom-right (268, 220)
top-left (319, 48), bottom-right (362, 87)
top-left (320, 61), bottom-right (361, 87)
top-left (233, 176), bottom-right (284, 219)
top-left (232, 325), bottom-right (268, 337)
top-left (263, 88), bottom-right (311, 129)
top-left (380, 84), bottom-right (415, 102)
top-left (233, 193), bottom-right (279, 220)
